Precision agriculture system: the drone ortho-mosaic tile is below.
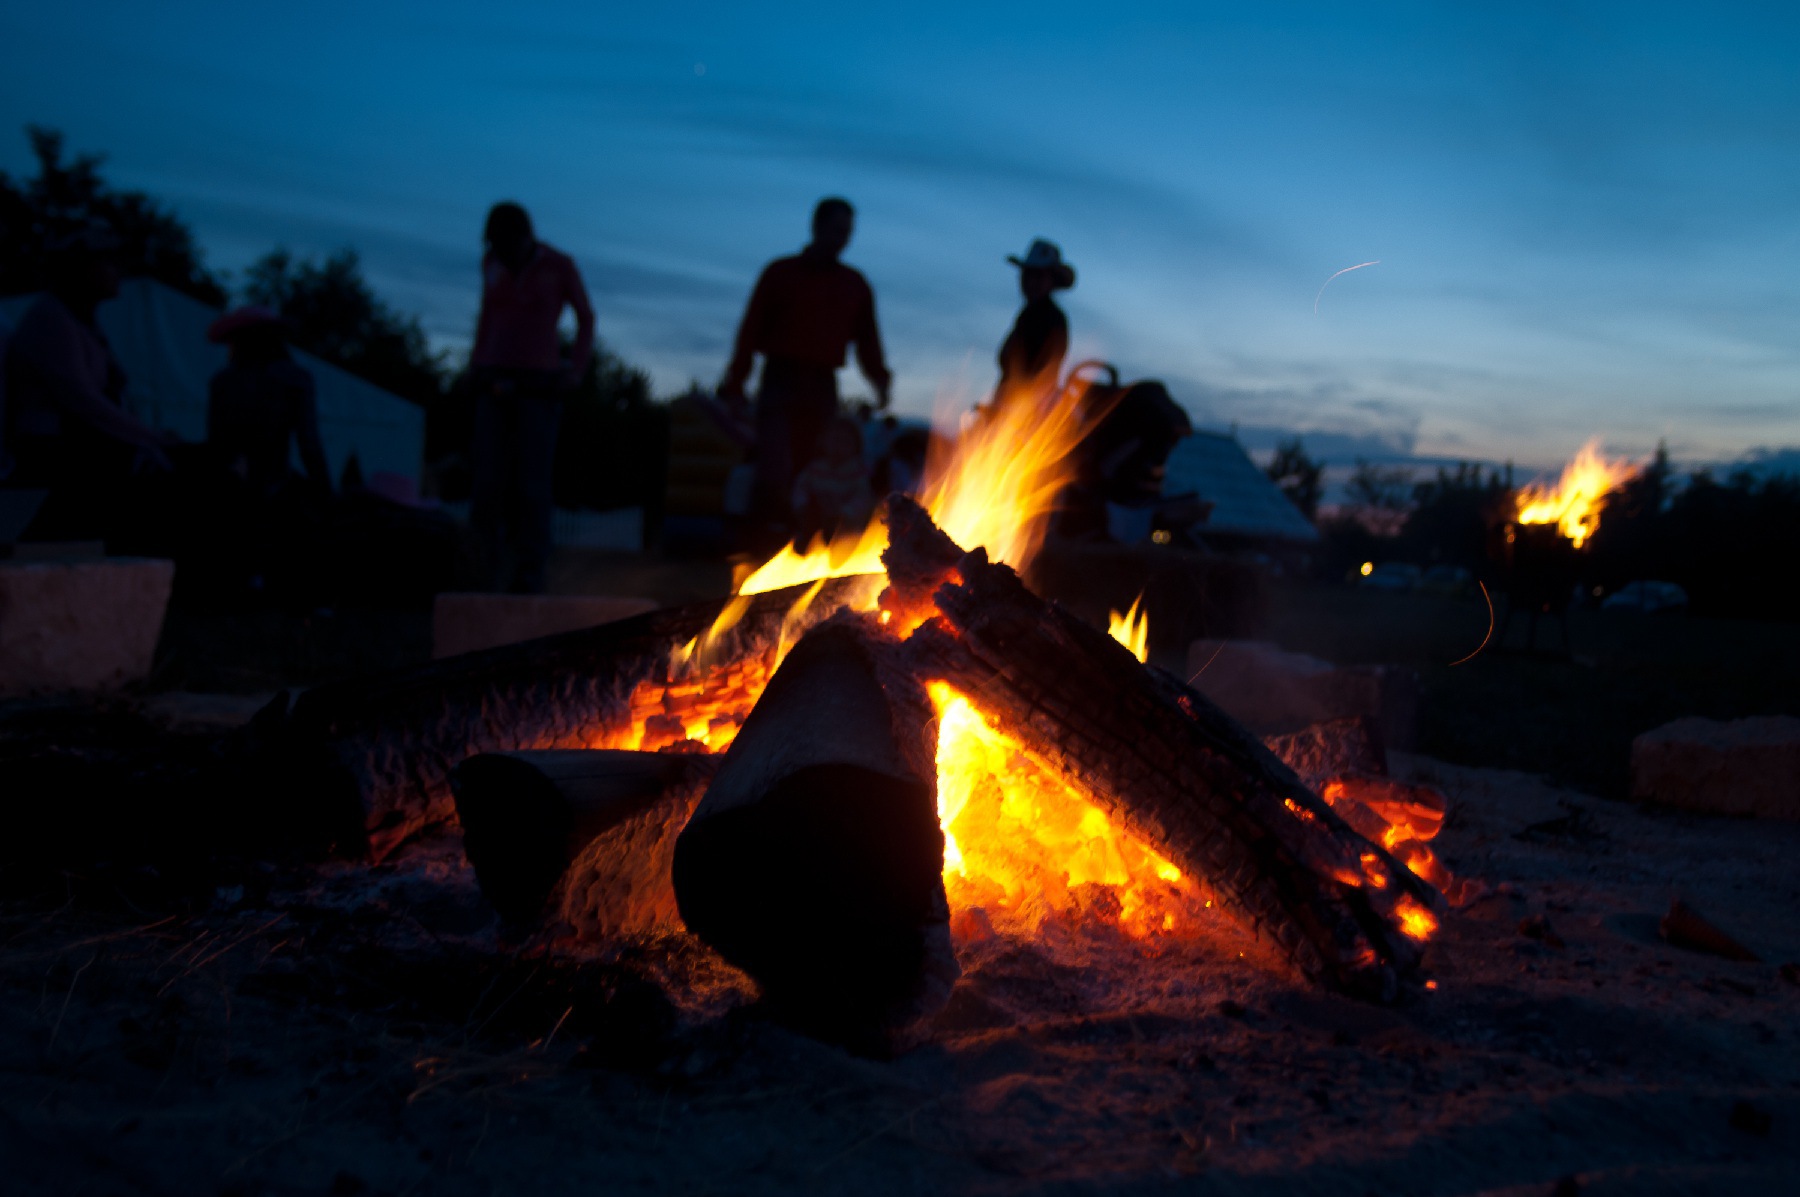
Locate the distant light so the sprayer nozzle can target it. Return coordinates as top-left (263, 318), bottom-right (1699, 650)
top-left (1151, 529), bottom-right (1172, 545)
top-left (1425, 979), bottom-right (1439, 990)
top-left (694, 63), bottom-right (706, 76)
top-left (1360, 561), bottom-right (1374, 577)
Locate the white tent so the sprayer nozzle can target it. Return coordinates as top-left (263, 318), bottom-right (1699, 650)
top-left (0, 279), bottom-right (423, 484)
top-left (1163, 430), bottom-right (1321, 543)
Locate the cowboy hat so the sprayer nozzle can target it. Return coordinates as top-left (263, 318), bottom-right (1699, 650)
top-left (207, 305), bottom-right (289, 344)
top-left (1006, 238), bottom-right (1076, 289)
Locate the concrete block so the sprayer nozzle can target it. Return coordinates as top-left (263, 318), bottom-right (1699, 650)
top-left (1185, 639), bottom-right (1418, 749)
top-left (1631, 716), bottom-right (1800, 820)
top-left (433, 592), bottom-right (659, 659)
top-left (0, 557), bottom-right (174, 696)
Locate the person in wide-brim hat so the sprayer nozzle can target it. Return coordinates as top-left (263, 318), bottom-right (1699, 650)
top-left (205, 304), bottom-right (331, 495)
top-left (996, 239), bottom-right (1076, 403)
top-left (1006, 238), bottom-right (1076, 291)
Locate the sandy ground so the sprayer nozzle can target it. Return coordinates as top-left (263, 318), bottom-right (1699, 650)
top-left (3, 742), bottom-right (1797, 1195)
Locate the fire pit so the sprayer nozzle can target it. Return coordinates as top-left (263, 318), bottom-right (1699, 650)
top-left (265, 379), bottom-right (1459, 1049)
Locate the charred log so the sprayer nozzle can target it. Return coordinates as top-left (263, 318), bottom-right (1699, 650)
top-left (884, 496), bottom-right (1443, 1000)
top-left (451, 749), bottom-right (721, 935)
top-left (285, 576), bottom-right (877, 859)
top-left (672, 613), bottom-right (957, 1052)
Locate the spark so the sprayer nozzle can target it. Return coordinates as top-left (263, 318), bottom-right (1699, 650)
top-left (1314, 260), bottom-right (1381, 314)
top-left (1448, 581), bottom-right (1494, 667)
top-left (1186, 642), bottom-right (1226, 685)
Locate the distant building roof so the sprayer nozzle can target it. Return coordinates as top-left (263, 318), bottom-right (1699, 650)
top-left (1163, 430), bottom-right (1320, 543)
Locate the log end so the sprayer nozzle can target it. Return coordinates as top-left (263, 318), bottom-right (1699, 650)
top-left (451, 754), bottom-right (575, 924)
top-left (673, 762), bottom-right (957, 1053)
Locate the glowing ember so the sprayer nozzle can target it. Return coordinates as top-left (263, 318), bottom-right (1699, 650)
top-left (1321, 776), bottom-right (1460, 907)
top-left (930, 682), bottom-right (1198, 939)
top-left (1108, 595), bottom-right (1149, 663)
top-left (1515, 440), bottom-right (1639, 548)
top-left (1394, 895), bottom-right (1439, 940)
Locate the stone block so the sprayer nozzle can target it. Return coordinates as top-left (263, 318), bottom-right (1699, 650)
top-left (432, 592), bottom-right (659, 659)
top-left (0, 557), bottom-right (174, 696)
top-left (1185, 639), bottom-right (1418, 749)
top-left (1630, 716), bottom-right (1800, 820)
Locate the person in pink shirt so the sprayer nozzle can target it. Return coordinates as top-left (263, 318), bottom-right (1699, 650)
top-left (469, 202), bottom-right (595, 593)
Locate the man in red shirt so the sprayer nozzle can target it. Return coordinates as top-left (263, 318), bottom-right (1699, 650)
top-left (469, 202), bottom-right (595, 593)
top-left (719, 197), bottom-right (891, 544)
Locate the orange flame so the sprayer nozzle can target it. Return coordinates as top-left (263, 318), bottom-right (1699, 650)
top-left (1515, 440), bottom-right (1639, 548)
top-left (736, 378), bottom-right (1096, 596)
top-left (930, 682), bottom-right (1198, 939)
top-left (1108, 595), bottom-right (1149, 663)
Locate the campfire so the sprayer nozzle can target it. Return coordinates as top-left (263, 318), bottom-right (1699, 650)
top-left (285, 379), bottom-right (1457, 1048)
top-left (1495, 441), bottom-right (1640, 649)
top-left (1513, 439), bottom-right (1639, 549)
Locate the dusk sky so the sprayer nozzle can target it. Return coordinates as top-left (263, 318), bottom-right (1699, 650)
top-left (5, 2), bottom-right (1799, 474)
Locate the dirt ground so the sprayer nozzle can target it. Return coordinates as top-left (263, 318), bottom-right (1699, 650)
top-left (3, 709), bottom-right (1796, 1195)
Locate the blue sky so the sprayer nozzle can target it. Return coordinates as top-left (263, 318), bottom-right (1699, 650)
top-left (4, 1), bottom-right (1798, 473)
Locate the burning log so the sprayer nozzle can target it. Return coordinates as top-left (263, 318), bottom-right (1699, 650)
top-left (450, 749), bottom-right (721, 936)
top-left (284, 576), bottom-right (877, 859)
top-left (886, 496), bottom-right (1443, 999)
top-left (672, 612), bottom-right (958, 1051)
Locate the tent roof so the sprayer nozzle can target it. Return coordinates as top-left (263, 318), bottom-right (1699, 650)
top-left (1163, 430), bottom-right (1320, 544)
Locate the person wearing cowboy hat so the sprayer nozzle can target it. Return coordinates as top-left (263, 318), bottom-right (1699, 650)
top-left (996, 238), bottom-right (1076, 406)
top-left (205, 305), bottom-right (330, 498)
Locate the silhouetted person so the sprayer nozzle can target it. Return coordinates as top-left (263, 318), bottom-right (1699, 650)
top-left (720, 197), bottom-right (891, 544)
top-left (1, 228), bottom-right (178, 538)
top-left (206, 307), bottom-right (330, 497)
top-left (996, 239), bottom-right (1075, 406)
top-left (469, 201), bottom-right (594, 593)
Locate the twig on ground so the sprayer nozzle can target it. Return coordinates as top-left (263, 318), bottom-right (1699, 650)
top-left (46, 952), bottom-right (97, 1054)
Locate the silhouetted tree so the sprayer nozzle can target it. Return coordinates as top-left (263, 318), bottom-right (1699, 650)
top-left (243, 248), bottom-right (444, 406)
top-left (1264, 437), bottom-right (1323, 519)
top-left (1396, 461), bottom-right (1513, 569)
top-left (1586, 463), bottom-right (1800, 621)
top-left (0, 125), bottom-right (224, 303)
top-left (1345, 459), bottom-right (1414, 510)
top-left (553, 341), bottom-right (667, 512)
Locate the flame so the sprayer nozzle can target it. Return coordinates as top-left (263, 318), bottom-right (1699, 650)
top-left (1108, 595), bottom-right (1149, 663)
top-left (736, 378), bottom-right (1097, 596)
top-left (1515, 440), bottom-right (1639, 548)
top-left (570, 366), bottom-right (1454, 954)
top-left (930, 682), bottom-right (1198, 939)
